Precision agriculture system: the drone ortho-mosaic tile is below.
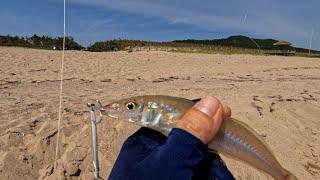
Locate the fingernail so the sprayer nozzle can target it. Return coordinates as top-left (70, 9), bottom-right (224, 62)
top-left (194, 96), bottom-right (220, 117)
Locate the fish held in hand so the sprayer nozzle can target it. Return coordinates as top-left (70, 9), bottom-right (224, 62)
top-left (103, 95), bottom-right (297, 180)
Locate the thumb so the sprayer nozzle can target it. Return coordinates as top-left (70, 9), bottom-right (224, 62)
top-left (193, 96), bottom-right (221, 118)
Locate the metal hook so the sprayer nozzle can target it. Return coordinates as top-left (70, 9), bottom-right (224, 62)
top-left (87, 100), bottom-right (104, 123)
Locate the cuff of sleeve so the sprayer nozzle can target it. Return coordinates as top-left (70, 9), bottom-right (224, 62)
top-left (169, 128), bottom-right (207, 153)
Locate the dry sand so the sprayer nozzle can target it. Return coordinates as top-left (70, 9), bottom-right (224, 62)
top-left (0, 46), bottom-right (319, 179)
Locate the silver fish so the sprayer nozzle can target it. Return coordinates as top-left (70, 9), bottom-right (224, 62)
top-left (103, 95), bottom-right (297, 180)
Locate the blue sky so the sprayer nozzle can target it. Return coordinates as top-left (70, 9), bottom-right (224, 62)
top-left (1, 0), bottom-right (319, 49)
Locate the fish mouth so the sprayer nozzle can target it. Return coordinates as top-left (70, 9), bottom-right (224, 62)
top-left (104, 109), bottom-right (119, 118)
top-left (106, 112), bottom-right (118, 118)
top-left (102, 103), bottom-right (120, 119)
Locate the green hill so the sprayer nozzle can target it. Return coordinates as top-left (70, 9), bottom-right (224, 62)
top-left (173, 35), bottom-right (277, 49)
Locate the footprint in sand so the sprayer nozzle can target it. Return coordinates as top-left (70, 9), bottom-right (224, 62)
top-left (251, 95), bottom-right (264, 116)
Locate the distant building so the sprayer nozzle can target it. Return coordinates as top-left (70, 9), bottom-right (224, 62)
top-left (272, 40), bottom-right (295, 56)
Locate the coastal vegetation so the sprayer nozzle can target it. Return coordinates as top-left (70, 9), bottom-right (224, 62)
top-left (1, 34), bottom-right (319, 57)
top-left (0, 34), bottom-right (83, 50)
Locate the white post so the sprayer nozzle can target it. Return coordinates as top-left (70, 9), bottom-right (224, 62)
top-left (309, 28), bottom-right (314, 56)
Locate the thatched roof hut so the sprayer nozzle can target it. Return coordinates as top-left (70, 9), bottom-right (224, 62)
top-left (273, 40), bottom-right (291, 46)
top-left (271, 40), bottom-right (295, 56)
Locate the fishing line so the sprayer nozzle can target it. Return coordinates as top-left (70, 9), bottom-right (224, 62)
top-left (242, 10), bottom-right (261, 51)
top-left (54, 0), bottom-right (66, 174)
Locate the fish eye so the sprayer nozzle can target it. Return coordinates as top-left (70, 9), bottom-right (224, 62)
top-left (126, 102), bottom-right (136, 110)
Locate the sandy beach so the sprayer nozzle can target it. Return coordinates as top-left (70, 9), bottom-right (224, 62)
top-left (0, 46), bottom-right (319, 179)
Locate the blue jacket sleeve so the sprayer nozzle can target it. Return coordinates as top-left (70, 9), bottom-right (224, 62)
top-left (133, 128), bottom-right (207, 179)
top-left (109, 127), bottom-right (234, 180)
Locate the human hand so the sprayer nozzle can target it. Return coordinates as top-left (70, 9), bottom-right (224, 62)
top-left (175, 96), bottom-right (231, 144)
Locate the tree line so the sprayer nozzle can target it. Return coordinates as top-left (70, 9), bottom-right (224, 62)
top-left (0, 34), bottom-right (84, 50)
